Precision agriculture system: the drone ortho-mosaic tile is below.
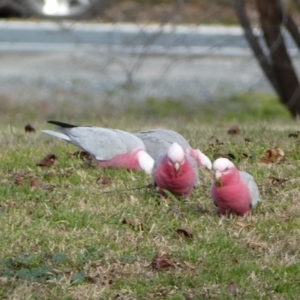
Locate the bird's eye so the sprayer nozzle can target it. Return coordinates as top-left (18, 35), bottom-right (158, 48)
top-left (225, 167), bottom-right (229, 171)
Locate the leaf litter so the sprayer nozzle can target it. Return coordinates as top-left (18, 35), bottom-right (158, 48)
top-left (257, 148), bottom-right (284, 165)
top-left (36, 154), bottom-right (57, 167)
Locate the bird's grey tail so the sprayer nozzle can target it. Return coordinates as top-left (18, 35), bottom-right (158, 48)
top-left (47, 120), bottom-right (78, 128)
top-left (41, 130), bottom-right (71, 141)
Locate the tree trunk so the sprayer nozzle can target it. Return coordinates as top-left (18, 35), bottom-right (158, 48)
top-left (255, 0), bottom-right (300, 117)
top-left (286, 14), bottom-right (300, 49)
top-left (234, 0), bottom-right (282, 97)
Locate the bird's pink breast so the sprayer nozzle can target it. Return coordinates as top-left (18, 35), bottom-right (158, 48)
top-left (154, 156), bottom-right (196, 197)
top-left (212, 181), bottom-right (251, 216)
top-left (97, 149), bottom-right (142, 171)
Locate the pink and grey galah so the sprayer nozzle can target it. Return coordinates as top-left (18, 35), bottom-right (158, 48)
top-left (210, 158), bottom-right (261, 217)
top-left (134, 129), bottom-right (212, 169)
top-left (41, 121), bottom-right (154, 174)
top-left (152, 142), bottom-right (199, 198)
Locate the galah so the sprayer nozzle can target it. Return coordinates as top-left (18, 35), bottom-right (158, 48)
top-left (152, 142), bottom-right (199, 198)
top-left (134, 129), bottom-right (212, 169)
top-left (41, 121), bottom-right (154, 174)
top-left (211, 158), bottom-right (261, 217)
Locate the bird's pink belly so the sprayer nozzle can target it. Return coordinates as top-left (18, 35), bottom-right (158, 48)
top-left (159, 175), bottom-right (195, 197)
top-left (97, 153), bottom-right (140, 171)
top-left (215, 187), bottom-right (251, 216)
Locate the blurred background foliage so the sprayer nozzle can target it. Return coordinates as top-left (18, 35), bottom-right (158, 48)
top-left (93, 0), bottom-right (300, 25)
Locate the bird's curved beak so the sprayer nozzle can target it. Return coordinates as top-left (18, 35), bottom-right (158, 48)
top-left (214, 170), bottom-right (222, 186)
top-left (174, 162), bottom-right (180, 172)
top-left (215, 170), bottom-right (222, 179)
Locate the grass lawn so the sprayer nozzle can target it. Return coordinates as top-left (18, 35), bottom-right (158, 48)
top-left (0, 92), bottom-right (300, 299)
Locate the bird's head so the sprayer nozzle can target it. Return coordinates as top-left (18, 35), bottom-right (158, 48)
top-left (167, 142), bottom-right (185, 173)
top-left (212, 157), bottom-right (236, 186)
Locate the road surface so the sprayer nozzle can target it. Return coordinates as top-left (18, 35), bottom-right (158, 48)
top-left (1, 20), bottom-right (299, 56)
top-left (1, 21), bottom-right (298, 103)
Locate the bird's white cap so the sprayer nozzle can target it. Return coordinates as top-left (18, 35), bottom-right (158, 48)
top-left (167, 142), bottom-right (185, 163)
top-left (213, 158), bottom-right (235, 171)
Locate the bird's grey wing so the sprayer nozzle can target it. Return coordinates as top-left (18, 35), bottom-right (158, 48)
top-left (134, 129), bottom-right (191, 160)
top-left (113, 129), bottom-right (145, 152)
top-left (186, 154), bottom-right (200, 187)
top-left (61, 127), bottom-right (141, 160)
top-left (134, 132), bottom-right (172, 159)
top-left (41, 130), bottom-right (71, 142)
top-left (152, 129), bottom-right (191, 149)
top-left (152, 153), bottom-right (164, 173)
top-left (239, 171), bottom-right (261, 207)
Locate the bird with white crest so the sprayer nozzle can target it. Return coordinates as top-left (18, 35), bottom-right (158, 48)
top-left (211, 158), bottom-right (261, 217)
top-left (152, 142), bottom-right (199, 198)
top-left (134, 128), bottom-right (212, 170)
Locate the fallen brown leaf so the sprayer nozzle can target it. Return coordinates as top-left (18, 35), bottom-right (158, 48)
top-left (236, 221), bottom-right (253, 229)
top-left (227, 125), bottom-right (240, 135)
top-left (13, 171), bottom-right (32, 186)
top-left (209, 136), bottom-right (224, 146)
top-left (208, 137), bottom-right (224, 154)
top-left (96, 176), bottom-right (112, 185)
top-left (268, 176), bottom-right (288, 186)
top-left (257, 148), bottom-right (284, 165)
top-left (121, 218), bottom-right (143, 231)
top-left (42, 184), bottom-right (55, 191)
top-left (228, 282), bottom-right (238, 297)
top-left (36, 154), bottom-right (57, 167)
top-left (14, 175), bottom-right (25, 186)
top-left (175, 228), bottom-right (193, 239)
top-left (85, 276), bottom-right (98, 284)
top-left (288, 131), bottom-right (300, 138)
top-left (68, 150), bottom-right (92, 161)
top-left (247, 241), bottom-right (266, 250)
top-left (151, 249), bottom-right (174, 270)
top-left (30, 177), bottom-right (54, 191)
top-left (30, 177), bottom-right (42, 188)
top-left (155, 195), bottom-right (172, 205)
top-left (231, 258), bottom-right (239, 264)
top-left (61, 168), bottom-right (73, 177)
top-left (226, 153), bottom-right (236, 160)
top-left (24, 124), bottom-right (36, 133)
top-left (224, 152), bottom-right (248, 161)
top-left (102, 178), bottom-right (112, 185)
top-left (183, 261), bottom-right (197, 270)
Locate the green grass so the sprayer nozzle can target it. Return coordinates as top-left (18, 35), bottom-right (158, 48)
top-left (0, 93), bottom-right (300, 299)
top-left (126, 92), bottom-right (291, 124)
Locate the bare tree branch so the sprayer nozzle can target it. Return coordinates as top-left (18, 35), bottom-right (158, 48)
top-left (285, 14), bottom-right (300, 49)
top-left (292, 0), bottom-right (300, 11)
top-left (255, 0), bottom-right (300, 116)
top-left (234, 0), bottom-right (282, 97)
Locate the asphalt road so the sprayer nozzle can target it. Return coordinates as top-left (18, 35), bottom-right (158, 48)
top-left (1, 21), bottom-right (298, 103)
top-left (0, 51), bottom-right (274, 104)
top-left (0, 21), bottom-right (275, 55)
top-left (0, 21), bottom-right (253, 55)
